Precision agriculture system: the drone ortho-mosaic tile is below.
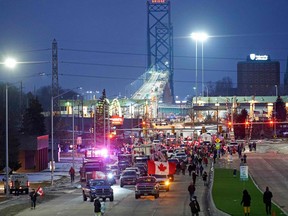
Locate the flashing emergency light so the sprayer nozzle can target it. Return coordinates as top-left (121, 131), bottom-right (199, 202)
top-left (100, 148), bottom-right (108, 158)
top-left (228, 122), bottom-right (232, 128)
top-left (107, 173), bottom-right (114, 179)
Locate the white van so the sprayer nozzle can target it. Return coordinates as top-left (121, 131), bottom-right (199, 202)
top-left (5, 174), bottom-right (30, 194)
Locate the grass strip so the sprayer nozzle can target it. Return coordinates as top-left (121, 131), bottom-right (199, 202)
top-left (213, 168), bottom-right (286, 216)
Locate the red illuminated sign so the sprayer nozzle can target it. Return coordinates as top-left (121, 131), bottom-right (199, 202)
top-left (111, 115), bottom-right (124, 125)
top-left (152, 0), bottom-right (166, 3)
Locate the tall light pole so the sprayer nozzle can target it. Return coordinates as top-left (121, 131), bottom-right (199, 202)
top-left (72, 98), bottom-right (75, 171)
top-left (191, 32), bottom-right (208, 99)
top-left (215, 102), bottom-right (220, 135)
top-left (191, 33), bottom-right (198, 104)
top-left (51, 88), bottom-right (81, 185)
top-left (3, 58), bottom-right (17, 197)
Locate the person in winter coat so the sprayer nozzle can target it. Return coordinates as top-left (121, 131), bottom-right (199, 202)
top-left (188, 163), bottom-right (193, 176)
top-left (192, 171), bottom-right (197, 185)
top-left (188, 182), bottom-right (196, 201)
top-left (29, 189), bottom-right (38, 209)
top-left (181, 161), bottom-right (187, 175)
top-left (202, 171), bottom-right (208, 186)
top-left (69, 166), bottom-right (75, 183)
top-left (189, 196), bottom-right (201, 216)
top-left (94, 197), bottom-right (102, 216)
top-left (263, 186), bottom-right (273, 215)
top-left (240, 189), bottom-right (251, 216)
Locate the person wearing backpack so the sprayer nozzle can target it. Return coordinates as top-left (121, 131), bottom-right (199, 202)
top-left (189, 196), bottom-right (201, 216)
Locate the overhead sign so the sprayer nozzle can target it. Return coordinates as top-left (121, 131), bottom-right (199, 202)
top-left (249, 54), bottom-right (269, 61)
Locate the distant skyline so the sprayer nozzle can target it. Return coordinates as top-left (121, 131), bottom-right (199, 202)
top-left (1, 0), bottom-right (288, 99)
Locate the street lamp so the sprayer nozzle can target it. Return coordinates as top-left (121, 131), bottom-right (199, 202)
top-left (191, 32), bottom-right (208, 99)
top-left (51, 88), bottom-right (81, 185)
top-left (3, 57), bottom-right (17, 197)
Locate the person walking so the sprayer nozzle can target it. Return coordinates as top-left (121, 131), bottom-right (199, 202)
top-left (14, 179), bottom-right (20, 196)
top-left (263, 186), bottom-right (273, 215)
top-left (181, 161), bottom-right (187, 175)
top-left (189, 195), bottom-right (201, 216)
top-left (69, 166), bottom-right (75, 183)
top-left (188, 182), bottom-right (196, 201)
top-left (243, 154), bottom-right (247, 163)
top-left (192, 171), bottom-right (197, 185)
top-left (240, 189), bottom-right (251, 216)
top-left (202, 171), bottom-right (208, 186)
top-left (101, 200), bottom-right (106, 215)
top-left (94, 197), bottom-right (102, 216)
top-left (29, 189), bottom-right (38, 209)
top-left (188, 163), bottom-right (193, 176)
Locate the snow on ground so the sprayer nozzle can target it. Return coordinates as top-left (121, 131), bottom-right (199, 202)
top-left (0, 161), bottom-right (82, 187)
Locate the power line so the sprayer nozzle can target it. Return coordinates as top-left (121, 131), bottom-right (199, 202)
top-left (60, 60), bottom-right (287, 76)
top-left (57, 72), bottom-right (281, 87)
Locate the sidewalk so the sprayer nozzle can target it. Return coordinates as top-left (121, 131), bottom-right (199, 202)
top-left (181, 158), bottom-right (230, 216)
top-left (0, 161), bottom-right (82, 212)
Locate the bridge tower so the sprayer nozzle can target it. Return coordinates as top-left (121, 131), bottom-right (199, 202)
top-left (147, 0), bottom-right (174, 103)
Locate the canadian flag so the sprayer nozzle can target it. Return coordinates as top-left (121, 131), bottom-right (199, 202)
top-left (147, 160), bottom-right (176, 175)
top-left (36, 186), bottom-right (44, 196)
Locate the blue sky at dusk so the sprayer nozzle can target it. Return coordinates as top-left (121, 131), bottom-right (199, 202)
top-left (1, 0), bottom-right (288, 99)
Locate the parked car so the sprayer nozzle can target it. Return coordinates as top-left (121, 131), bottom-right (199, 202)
top-left (120, 170), bottom-right (138, 187)
top-left (82, 179), bottom-right (114, 202)
top-left (135, 176), bottom-right (160, 199)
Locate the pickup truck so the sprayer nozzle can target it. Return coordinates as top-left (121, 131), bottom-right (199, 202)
top-left (151, 174), bottom-right (170, 191)
top-left (82, 179), bottom-right (114, 202)
top-left (3, 174), bottom-right (30, 194)
top-left (135, 176), bottom-right (159, 199)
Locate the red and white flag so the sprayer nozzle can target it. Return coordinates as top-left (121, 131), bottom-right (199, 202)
top-left (36, 186), bottom-right (44, 196)
top-left (147, 160), bottom-right (176, 175)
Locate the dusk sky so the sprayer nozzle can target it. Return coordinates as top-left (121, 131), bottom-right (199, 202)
top-left (1, 0), bottom-right (288, 99)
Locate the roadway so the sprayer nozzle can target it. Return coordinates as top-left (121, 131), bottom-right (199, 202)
top-left (132, 71), bottom-right (167, 100)
top-left (1, 141), bottom-right (288, 215)
top-left (14, 173), bottom-right (205, 216)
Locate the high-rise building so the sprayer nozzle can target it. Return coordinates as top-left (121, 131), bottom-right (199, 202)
top-left (237, 54), bottom-right (280, 96)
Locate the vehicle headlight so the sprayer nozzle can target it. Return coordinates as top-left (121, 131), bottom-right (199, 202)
top-left (91, 189), bottom-right (96, 192)
top-left (107, 173), bottom-right (114, 179)
top-left (165, 180), bottom-right (170, 186)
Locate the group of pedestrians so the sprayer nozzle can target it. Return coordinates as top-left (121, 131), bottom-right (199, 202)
top-left (240, 186), bottom-right (273, 216)
top-left (185, 149), bottom-right (211, 216)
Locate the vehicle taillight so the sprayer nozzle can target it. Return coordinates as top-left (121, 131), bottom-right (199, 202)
top-left (27, 181), bottom-right (30, 187)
